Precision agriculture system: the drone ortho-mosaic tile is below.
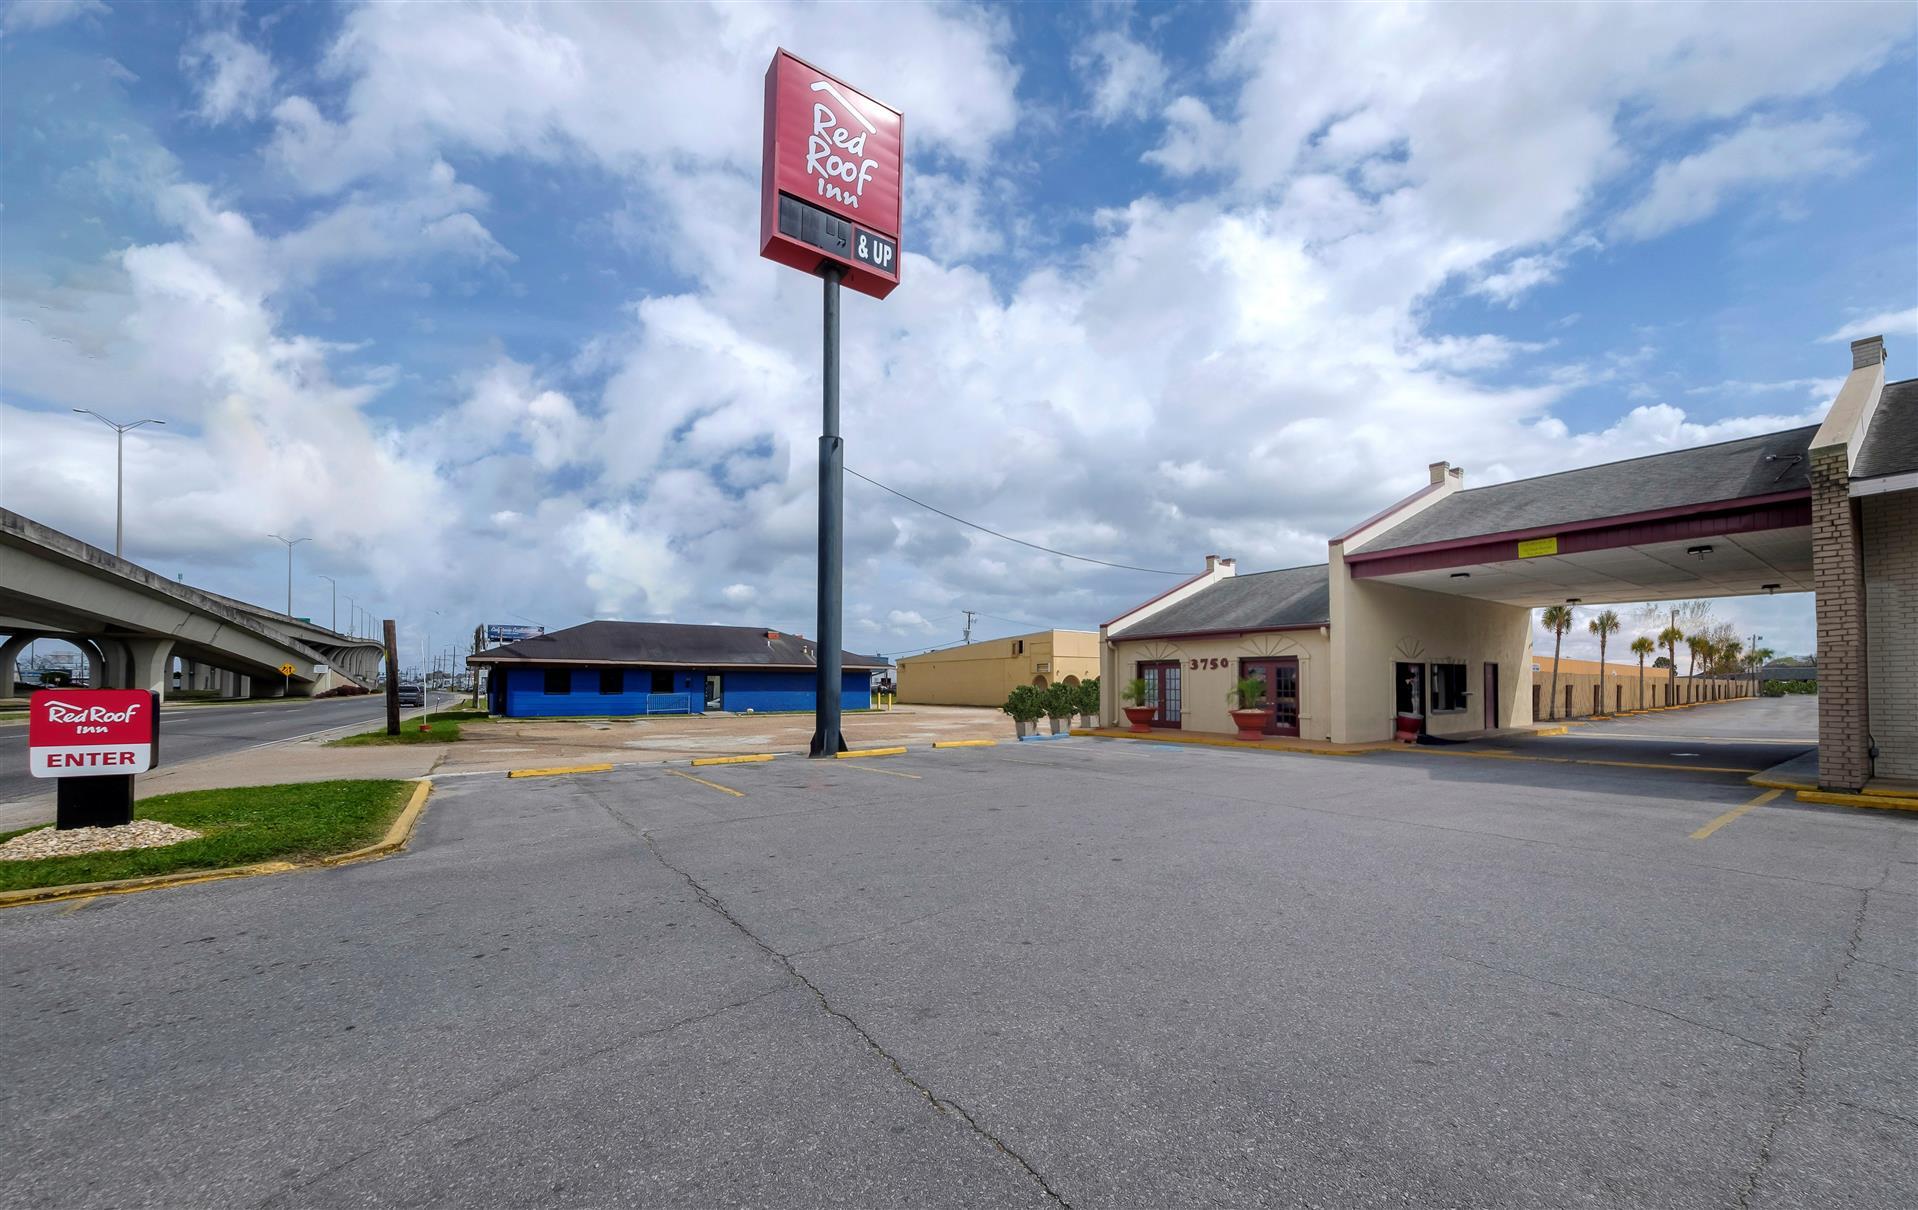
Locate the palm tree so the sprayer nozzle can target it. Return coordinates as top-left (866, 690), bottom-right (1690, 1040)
top-left (1631, 635), bottom-right (1655, 709)
top-left (1540, 605), bottom-right (1575, 720)
top-left (1686, 634), bottom-right (1714, 701)
top-left (1658, 623), bottom-right (1684, 706)
top-left (1716, 637), bottom-right (1742, 677)
top-left (1589, 609), bottom-right (1621, 715)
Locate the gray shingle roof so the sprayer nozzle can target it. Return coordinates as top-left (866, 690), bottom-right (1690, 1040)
top-left (1355, 425), bottom-right (1818, 554)
top-left (1116, 565), bottom-right (1330, 639)
top-left (469, 620), bottom-right (889, 669)
top-left (1853, 377), bottom-right (1918, 480)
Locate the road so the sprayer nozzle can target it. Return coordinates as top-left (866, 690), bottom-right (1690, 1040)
top-left (0, 693), bottom-right (460, 807)
top-left (1487, 693), bottom-right (1817, 775)
top-left (4, 729), bottom-right (1911, 1207)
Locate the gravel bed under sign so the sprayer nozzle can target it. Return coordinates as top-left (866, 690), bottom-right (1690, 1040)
top-left (0, 820), bottom-right (202, 861)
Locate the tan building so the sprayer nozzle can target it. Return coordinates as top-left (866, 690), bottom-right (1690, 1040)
top-left (1529, 655), bottom-right (1753, 719)
top-left (897, 630), bottom-right (1099, 706)
top-left (1101, 335), bottom-right (1912, 790)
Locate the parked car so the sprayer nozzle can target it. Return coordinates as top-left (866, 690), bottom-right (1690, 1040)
top-left (396, 683), bottom-right (425, 707)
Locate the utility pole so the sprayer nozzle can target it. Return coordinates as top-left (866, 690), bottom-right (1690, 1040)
top-left (963, 610), bottom-right (977, 645)
top-left (319, 575), bottom-right (337, 632)
top-left (268, 533), bottom-right (309, 616)
top-left (73, 410), bottom-right (164, 558)
top-left (382, 619), bottom-right (400, 736)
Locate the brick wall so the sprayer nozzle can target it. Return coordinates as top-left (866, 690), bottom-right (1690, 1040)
top-left (1811, 448), bottom-right (1871, 790)
top-left (1864, 490), bottom-right (1918, 779)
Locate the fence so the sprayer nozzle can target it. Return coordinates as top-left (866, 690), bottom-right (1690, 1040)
top-left (1529, 670), bottom-right (1756, 721)
top-left (643, 693), bottom-right (695, 715)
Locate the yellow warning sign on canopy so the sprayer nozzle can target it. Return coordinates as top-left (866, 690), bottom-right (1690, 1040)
top-left (1516, 536), bottom-right (1559, 559)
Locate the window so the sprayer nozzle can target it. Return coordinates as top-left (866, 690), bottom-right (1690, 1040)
top-left (1430, 662), bottom-right (1469, 713)
top-left (1012, 640), bottom-right (1025, 655)
top-left (599, 669), bottom-right (623, 695)
top-left (651, 670), bottom-right (674, 694)
top-left (543, 669), bottom-right (571, 695)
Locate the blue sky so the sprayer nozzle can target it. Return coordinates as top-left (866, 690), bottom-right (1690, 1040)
top-left (2, 0), bottom-right (1914, 664)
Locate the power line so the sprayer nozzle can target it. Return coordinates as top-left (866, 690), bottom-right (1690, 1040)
top-left (845, 468), bottom-right (1188, 576)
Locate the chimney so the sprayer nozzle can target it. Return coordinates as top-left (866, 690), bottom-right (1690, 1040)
top-left (1205, 555), bottom-right (1236, 577)
top-left (1448, 465), bottom-right (1465, 487)
top-left (1205, 554), bottom-right (1221, 572)
top-left (1429, 460), bottom-right (1451, 485)
top-left (1851, 335), bottom-right (1887, 370)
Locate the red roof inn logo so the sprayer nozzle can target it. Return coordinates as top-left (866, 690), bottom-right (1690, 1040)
top-left (760, 49), bottom-right (903, 300)
top-left (29, 689), bottom-right (160, 777)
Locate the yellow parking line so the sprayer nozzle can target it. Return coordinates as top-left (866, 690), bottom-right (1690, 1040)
top-left (691, 753), bottom-right (776, 767)
top-left (932, 739), bottom-right (997, 749)
top-left (667, 768), bottom-right (744, 797)
top-left (507, 763), bottom-right (614, 779)
top-left (1691, 789), bottom-right (1780, 839)
top-left (841, 761), bottom-right (921, 779)
top-left (836, 747), bottom-right (908, 759)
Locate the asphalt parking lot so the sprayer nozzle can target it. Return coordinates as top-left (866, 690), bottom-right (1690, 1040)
top-left (4, 712), bottom-right (1913, 1208)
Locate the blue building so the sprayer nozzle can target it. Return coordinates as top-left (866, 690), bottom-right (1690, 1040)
top-left (467, 621), bottom-right (889, 719)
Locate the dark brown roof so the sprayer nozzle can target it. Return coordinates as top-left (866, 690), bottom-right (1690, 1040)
top-left (1115, 565), bottom-right (1330, 639)
top-left (468, 620), bottom-right (889, 669)
top-left (1854, 377), bottom-right (1918, 480)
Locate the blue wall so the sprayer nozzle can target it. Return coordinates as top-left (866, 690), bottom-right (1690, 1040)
top-left (497, 666), bottom-right (871, 718)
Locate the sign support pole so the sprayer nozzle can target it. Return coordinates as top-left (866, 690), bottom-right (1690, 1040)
top-left (811, 264), bottom-right (846, 757)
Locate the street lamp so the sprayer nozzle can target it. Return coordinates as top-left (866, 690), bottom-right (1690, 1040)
top-left (345, 595), bottom-right (359, 639)
top-left (73, 410), bottom-right (164, 558)
top-left (268, 534), bottom-right (310, 617)
top-left (318, 575), bottom-right (338, 632)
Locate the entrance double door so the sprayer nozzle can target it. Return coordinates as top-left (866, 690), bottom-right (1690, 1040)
top-left (1238, 658), bottom-right (1300, 737)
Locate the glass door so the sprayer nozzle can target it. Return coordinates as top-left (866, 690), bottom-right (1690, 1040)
top-left (704, 674), bottom-right (723, 711)
top-left (1239, 658), bottom-right (1301, 736)
top-left (1138, 661), bottom-right (1182, 728)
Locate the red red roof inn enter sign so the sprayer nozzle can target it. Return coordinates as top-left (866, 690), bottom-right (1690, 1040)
top-left (29, 689), bottom-right (160, 777)
top-left (760, 49), bottom-right (903, 300)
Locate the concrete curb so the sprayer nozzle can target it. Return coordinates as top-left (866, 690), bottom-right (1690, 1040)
top-left (932, 739), bottom-right (998, 748)
top-left (506, 763), bottom-right (615, 779)
top-left (690, 754), bottom-right (778, 767)
top-left (836, 747), bottom-right (908, 760)
top-left (0, 778), bottom-right (435, 910)
top-left (1793, 789), bottom-right (1918, 813)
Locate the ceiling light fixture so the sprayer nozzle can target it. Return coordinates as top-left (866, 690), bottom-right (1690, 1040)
top-left (1762, 583), bottom-right (1780, 594)
top-left (1687, 545), bottom-right (1714, 559)
top-left (1566, 597), bottom-right (1582, 605)
top-left (1450, 572), bottom-right (1471, 579)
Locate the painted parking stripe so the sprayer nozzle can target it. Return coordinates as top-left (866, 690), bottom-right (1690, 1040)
top-left (1691, 789), bottom-right (1781, 839)
top-left (840, 761), bottom-right (921, 779)
top-left (667, 768), bottom-right (744, 797)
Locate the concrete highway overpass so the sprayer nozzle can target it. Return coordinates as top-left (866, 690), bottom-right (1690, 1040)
top-left (1, 508), bottom-right (383, 700)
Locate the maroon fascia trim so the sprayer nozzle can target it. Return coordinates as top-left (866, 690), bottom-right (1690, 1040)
top-left (1348, 494), bottom-right (1811, 579)
top-left (1103, 567), bottom-right (1211, 629)
top-left (1112, 622), bottom-right (1327, 644)
top-left (1331, 479), bottom-right (1448, 545)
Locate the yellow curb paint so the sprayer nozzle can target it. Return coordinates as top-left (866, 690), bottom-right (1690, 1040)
top-left (1692, 789), bottom-right (1780, 839)
top-left (667, 769), bottom-right (744, 797)
top-left (321, 778), bottom-right (434, 866)
top-left (932, 739), bottom-right (998, 749)
top-left (1794, 789), bottom-right (1918, 813)
top-left (841, 761), bottom-right (921, 779)
top-left (1747, 775), bottom-right (1818, 793)
top-left (836, 747), bottom-right (908, 759)
top-left (507, 763), bottom-right (615, 779)
top-left (0, 780), bottom-right (434, 911)
top-left (690, 753), bottom-right (777, 767)
top-left (1860, 785), bottom-right (1918, 802)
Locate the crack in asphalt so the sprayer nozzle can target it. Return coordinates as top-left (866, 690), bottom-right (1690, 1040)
top-left (1444, 954), bottom-right (1779, 1053)
top-left (1733, 882), bottom-right (1874, 1209)
top-left (587, 789), bottom-right (1072, 1207)
top-left (257, 984), bottom-right (793, 1207)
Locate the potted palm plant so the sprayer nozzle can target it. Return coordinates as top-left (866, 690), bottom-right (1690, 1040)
top-left (1120, 678), bottom-right (1155, 732)
top-left (1076, 677), bottom-right (1100, 727)
top-left (1228, 676), bottom-right (1268, 740)
top-left (1002, 684), bottom-right (1045, 739)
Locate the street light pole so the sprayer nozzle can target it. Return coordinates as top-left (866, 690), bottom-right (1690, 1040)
top-left (268, 534), bottom-right (310, 617)
top-left (73, 410), bottom-right (165, 558)
top-left (319, 575), bottom-right (337, 632)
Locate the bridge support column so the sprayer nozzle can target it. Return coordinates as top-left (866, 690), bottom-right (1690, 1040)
top-left (80, 640), bottom-right (105, 689)
top-left (98, 640), bottom-right (129, 689)
top-left (0, 633), bottom-right (35, 696)
top-left (124, 637), bottom-right (176, 699)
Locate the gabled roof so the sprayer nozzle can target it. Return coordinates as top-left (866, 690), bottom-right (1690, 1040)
top-left (1853, 377), bottom-right (1918, 480)
top-left (468, 620), bottom-right (889, 669)
top-left (1115, 565), bottom-right (1330, 640)
top-left (1355, 425), bottom-right (1817, 555)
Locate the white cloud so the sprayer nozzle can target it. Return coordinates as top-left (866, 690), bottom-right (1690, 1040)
top-left (1822, 307), bottom-right (1918, 343)
top-left (1612, 114), bottom-right (1862, 241)
top-left (1143, 96), bottom-right (1228, 176)
top-left (1076, 29), bottom-right (1168, 124)
top-left (1, 0), bottom-right (105, 34)
top-left (182, 29), bottom-right (277, 123)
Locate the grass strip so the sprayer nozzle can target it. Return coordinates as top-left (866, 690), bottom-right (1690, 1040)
top-left (328, 709), bottom-right (488, 746)
top-left (0, 780), bottom-right (414, 892)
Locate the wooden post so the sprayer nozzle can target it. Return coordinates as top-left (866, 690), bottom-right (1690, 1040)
top-left (383, 618), bottom-right (401, 736)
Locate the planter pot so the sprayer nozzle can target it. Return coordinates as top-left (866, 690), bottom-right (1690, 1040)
top-left (1048, 716), bottom-right (1066, 735)
top-left (1014, 718), bottom-right (1032, 739)
top-left (1229, 708), bottom-right (1268, 741)
top-left (1122, 705), bottom-right (1155, 733)
top-left (1080, 711), bottom-right (1099, 729)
